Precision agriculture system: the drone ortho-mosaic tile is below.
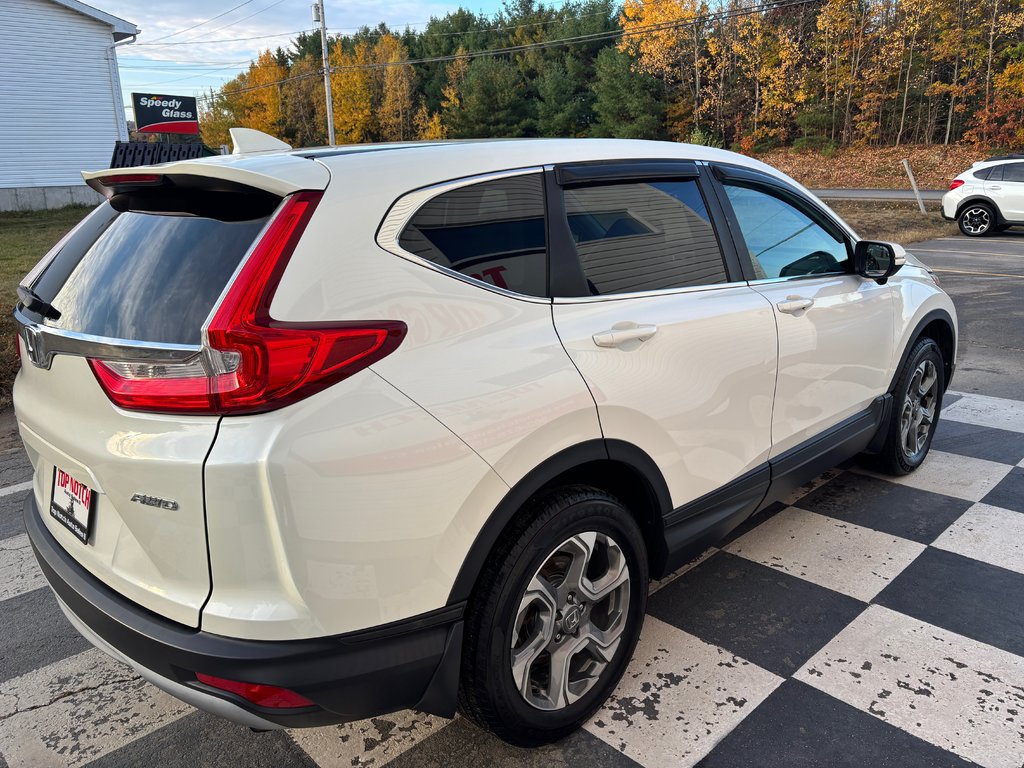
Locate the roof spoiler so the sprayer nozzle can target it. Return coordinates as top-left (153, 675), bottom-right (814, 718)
top-left (81, 132), bottom-right (327, 199)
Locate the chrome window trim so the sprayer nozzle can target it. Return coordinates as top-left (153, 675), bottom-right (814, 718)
top-left (14, 307), bottom-right (202, 370)
top-left (745, 272), bottom-right (851, 287)
top-left (375, 167), bottom-right (552, 305)
top-left (551, 280), bottom-right (752, 304)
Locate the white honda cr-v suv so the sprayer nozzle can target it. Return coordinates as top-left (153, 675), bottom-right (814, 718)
top-left (16, 132), bottom-right (957, 746)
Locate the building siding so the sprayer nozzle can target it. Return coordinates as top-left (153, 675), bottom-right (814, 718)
top-left (0, 0), bottom-right (127, 189)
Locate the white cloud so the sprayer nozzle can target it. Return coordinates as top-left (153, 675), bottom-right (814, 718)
top-left (101, 0), bottom-right (494, 118)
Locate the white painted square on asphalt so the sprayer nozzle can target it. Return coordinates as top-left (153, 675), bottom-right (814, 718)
top-left (856, 450), bottom-right (1013, 501)
top-left (0, 649), bottom-right (191, 767)
top-left (932, 502), bottom-right (1024, 576)
top-left (0, 533), bottom-right (45, 602)
top-left (943, 391), bottom-right (1024, 434)
top-left (584, 616), bottom-right (782, 768)
top-left (795, 605), bottom-right (1024, 768)
top-left (724, 507), bottom-right (925, 602)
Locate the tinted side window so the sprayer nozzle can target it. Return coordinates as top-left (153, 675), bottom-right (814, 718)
top-left (723, 183), bottom-right (848, 279)
top-left (1002, 163), bottom-right (1024, 182)
top-left (988, 165), bottom-right (1004, 182)
top-left (973, 167), bottom-right (992, 180)
top-left (398, 174), bottom-right (547, 297)
top-left (562, 179), bottom-right (727, 295)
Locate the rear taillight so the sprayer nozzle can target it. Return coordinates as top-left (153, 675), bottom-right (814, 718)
top-left (89, 191), bottom-right (407, 415)
top-left (949, 179), bottom-right (965, 190)
top-left (195, 673), bottom-right (315, 709)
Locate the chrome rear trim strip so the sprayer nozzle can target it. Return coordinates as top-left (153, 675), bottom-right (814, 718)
top-left (14, 306), bottom-right (202, 370)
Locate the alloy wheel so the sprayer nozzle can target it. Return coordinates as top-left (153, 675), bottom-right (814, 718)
top-left (962, 207), bottom-right (991, 235)
top-left (899, 358), bottom-right (939, 460)
top-left (510, 532), bottom-right (630, 710)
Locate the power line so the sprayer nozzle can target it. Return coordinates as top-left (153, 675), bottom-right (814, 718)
top-left (120, 58), bottom-right (254, 65)
top-left (198, 0), bottom-right (814, 102)
top-left (178, 0), bottom-right (292, 44)
top-left (136, 29), bottom-right (310, 47)
top-left (120, 62), bottom-right (252, 70)
top-left (142, 62), bottom-right (258, 87)
top-left (325, 6), bottom-right (617, 40)
top-left (144, 0), bottom-right (260, 44)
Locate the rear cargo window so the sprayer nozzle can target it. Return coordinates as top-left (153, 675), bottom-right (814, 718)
top-left (30, 202), bottom-right (270, 345)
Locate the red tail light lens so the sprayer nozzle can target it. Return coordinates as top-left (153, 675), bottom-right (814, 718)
top-left (195, 672), bottom-right (315, 709)
top-left (949, 179), bottom-right (965, 190)
top-left (89, 191), bottom-right (407, 415)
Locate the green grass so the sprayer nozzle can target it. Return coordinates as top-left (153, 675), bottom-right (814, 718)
top-left (0, 205), bottom-right (91, 409)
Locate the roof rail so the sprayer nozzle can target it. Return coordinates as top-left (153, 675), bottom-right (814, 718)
top-left (987, 153), bottom-right (1024, 162)
top-left (230, 128), bottom-right (292, 155)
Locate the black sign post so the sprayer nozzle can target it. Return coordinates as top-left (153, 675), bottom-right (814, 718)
top-left (131, 93), bottom-right (199, 135)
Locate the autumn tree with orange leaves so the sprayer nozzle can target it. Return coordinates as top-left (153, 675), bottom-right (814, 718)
top-left (199, 0), bottom-right (1024, 152)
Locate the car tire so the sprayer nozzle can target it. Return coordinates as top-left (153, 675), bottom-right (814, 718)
top-left (872, 337), bottom-right (945, 476)
top-left (458, 485), bottom-right (648, 746)
top-left (958, 203), bottom-right (995, 236)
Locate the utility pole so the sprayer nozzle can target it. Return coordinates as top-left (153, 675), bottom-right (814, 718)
top-left (314, 0), bottom-right (335, 145)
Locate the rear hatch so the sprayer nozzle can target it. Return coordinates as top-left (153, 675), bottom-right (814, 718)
top-left (14, 162), bottom-right (327, 627)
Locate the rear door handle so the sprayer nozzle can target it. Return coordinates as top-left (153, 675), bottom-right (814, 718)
top-left (592, 324), bottom-right (659, 348)
top-left (776, 296), bottom-right (814, 314)
top-left (989, 185), bottom-right (1002, 190)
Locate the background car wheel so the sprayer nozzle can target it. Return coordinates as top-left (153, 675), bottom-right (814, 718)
top-left (872, 337), bottom-right (945, 476)
top-left (458, 485), bottom-right (648, 746)
top-left (958, 204), bottom-right (995, 236)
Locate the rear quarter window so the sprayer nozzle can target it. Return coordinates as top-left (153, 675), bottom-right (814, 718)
top-left (397, 174), bottom-right (548, 297)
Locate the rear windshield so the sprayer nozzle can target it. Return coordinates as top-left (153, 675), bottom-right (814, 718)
top-left (28, 202), bottom-right (270, 345)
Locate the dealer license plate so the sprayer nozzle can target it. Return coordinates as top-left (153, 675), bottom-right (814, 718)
top-left (50, 467), bottom-right (96, 544)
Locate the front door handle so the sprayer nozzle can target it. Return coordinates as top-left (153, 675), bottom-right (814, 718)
top-left (592, 324), bottom-right (659, 348)
top-left (776, 296), bottom-right (814, 314)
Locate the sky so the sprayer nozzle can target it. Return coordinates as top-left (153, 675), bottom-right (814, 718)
top-left (97, 0), bottom-right (507, 121)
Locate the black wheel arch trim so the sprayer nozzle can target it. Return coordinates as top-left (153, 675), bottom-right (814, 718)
top-left (955, 196), bottom-right (1005, 225)
top-left (446, 439), bottom-right (672, 604)
top-left (887, 308), bottom-right (957, 394)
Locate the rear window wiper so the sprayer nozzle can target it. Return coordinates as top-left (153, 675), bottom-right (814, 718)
top-left (17, 285), bottom-right (61, 321)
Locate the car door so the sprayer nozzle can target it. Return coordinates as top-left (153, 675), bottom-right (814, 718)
top-left (987, 162), bottom-right (1024, 221)
top-left (547, 162), bottom-right (778, 514)
top-left (710, 164), bottom-right (896, 457)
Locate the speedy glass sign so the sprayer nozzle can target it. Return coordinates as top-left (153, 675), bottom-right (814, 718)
top-left (131, 93), bottom-right (199, 134)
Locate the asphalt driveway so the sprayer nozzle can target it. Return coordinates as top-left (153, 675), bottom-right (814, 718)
top-left (907, 229), bottom-right (1024, 400)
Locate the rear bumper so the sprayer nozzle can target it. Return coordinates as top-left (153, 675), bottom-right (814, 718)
top-left (25, 493), bottom-right (463, 728)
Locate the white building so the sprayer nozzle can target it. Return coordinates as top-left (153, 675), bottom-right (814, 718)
top-left (0, 0), bottom-right (137, 211)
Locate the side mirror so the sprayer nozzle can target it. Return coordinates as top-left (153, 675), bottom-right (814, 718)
top-left (853, 240), bottom-right (904, 284)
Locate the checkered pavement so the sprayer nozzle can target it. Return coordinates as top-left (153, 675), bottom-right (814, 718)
top-left (1, 391), bottom-right (1023, 768)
